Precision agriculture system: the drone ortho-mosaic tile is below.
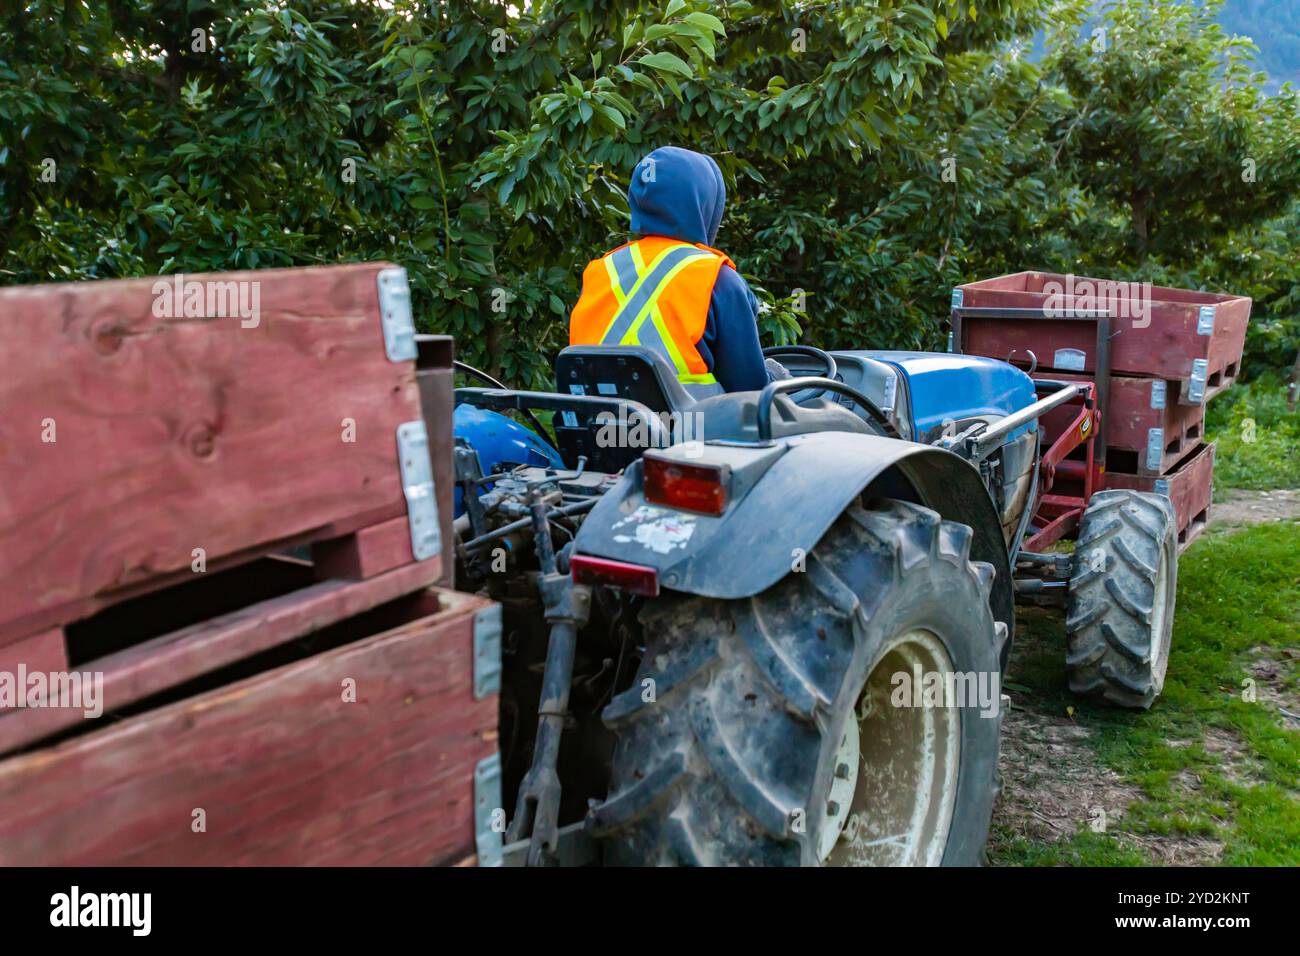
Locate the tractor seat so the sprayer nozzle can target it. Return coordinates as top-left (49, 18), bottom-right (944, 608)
top-left (554, 345), bottom-right (697, 416)
top-left (552, 346), bottom-right (695, 472)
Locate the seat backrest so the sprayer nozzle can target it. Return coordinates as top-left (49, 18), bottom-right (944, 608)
top-left (552, 346), bottom-right (694, 472)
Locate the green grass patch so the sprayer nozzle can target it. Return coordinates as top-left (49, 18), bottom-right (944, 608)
top-left (1206, 372), bottom-right (1300, 494)
top-left (992, 521), bottom-right (1300, 865)
top-left (991, 829), bottom-right (1152, 867)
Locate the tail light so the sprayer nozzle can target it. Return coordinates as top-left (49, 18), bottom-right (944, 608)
top-left (643, 454), bottom-right (729, 516)
top-left (571, 554), bottom-right (660, 596)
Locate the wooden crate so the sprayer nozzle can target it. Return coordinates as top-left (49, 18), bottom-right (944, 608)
top-left (1041, 373), bottom-right (1206, 476)
top-left (1105, 442), bottom-right (1215, 553)
top-left (0, 263), bottom-right (432, 646)
top-left (0, 540), bottom-right (446, 756)
top-left (955, 271), bottom-right (1251, 403)
top-left (0, 586), bottom-right (500, 866)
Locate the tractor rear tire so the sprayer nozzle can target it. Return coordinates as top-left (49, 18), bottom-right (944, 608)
top-left (1065, 490), bottom-right (1178, 709)
top-left (589, 498), bottom-right (1007, 866)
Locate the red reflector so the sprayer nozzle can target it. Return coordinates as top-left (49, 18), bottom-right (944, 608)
top-left (571, 555), bottom-right (660, 597)
top-left (643, 456), bottom-right (728, 516)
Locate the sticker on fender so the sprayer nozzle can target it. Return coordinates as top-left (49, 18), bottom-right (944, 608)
top-left (612, 505), bottom-right (697, 554)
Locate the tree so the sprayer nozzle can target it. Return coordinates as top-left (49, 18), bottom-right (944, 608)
top-left (1, 0), bottom-right (1293, 385)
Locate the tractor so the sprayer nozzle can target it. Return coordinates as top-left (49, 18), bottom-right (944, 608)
top-left (446, 326), bottom-right (1179, 866)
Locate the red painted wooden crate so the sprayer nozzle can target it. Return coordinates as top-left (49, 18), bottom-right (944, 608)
top-left (1106, 442), bottom-right (1216, 553)
top-left (0, 587), bottom-right (500, 866)
top-left (955, 271), bottom-right (1251, 403)
top-left (1041, 373), bottom-right (1206, 476)
top-left (0, 263), bottom-right (430, 645)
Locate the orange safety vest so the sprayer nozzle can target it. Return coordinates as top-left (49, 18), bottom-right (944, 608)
top-left (569, 236), bottom-right (734, 391)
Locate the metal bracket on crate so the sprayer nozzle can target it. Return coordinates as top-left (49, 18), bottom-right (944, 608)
top-left (1184, 358), bottom-right (1209, 405)
top-left (473, 604), bottom-right (502, 699)
top-left (377, 267), bottom-right (417, 363)
top-left (1053, 348), bottom-right (1087, 372)
top-left (396, 419), bottom-right (441, 561)
top-left (1150, 380), bottom-right (1167, 409)
top-left (1197, 305), bottom-right (1216, 336)
top-left (474, 752), bottom-right (504, 867)
top-left (1145, 428), bottom-right (1164, 472)
top-left (947, 289), bottom-right (963, 352)
top-left (1154, 478), bottom-right (1171, 497)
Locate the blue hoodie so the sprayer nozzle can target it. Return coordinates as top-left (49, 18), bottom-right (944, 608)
top-left (627, 147), bottom-right (771, 393)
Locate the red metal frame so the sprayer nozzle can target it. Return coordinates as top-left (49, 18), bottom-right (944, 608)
top-left (1022, 379), bottom-right (1102, 552)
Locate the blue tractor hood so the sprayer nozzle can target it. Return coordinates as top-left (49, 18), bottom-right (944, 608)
top-left (452, 404), bottom-right (564, 517)
top-left (866, 351), bottom-right (1039, 443)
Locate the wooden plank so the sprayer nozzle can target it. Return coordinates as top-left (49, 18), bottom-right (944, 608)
top-left (0, 628), bottom-right (66, 675)
top-left (416, 335), bottom-right (456, 589)
top-left (0, 263), bottom-right (421, 644)
top-left (311, 516), bottom-right (417, 581)
top-left (1041, 373), bottom-right (1206, 475)
top-left (0, 588), bottom-right (498, 866)
top-left (957, 272), bottom-right (1251, 386)
top-left (0, 557), bottom-right (442, 756)
top-left (1104, 442), bottom-right (1215, 548)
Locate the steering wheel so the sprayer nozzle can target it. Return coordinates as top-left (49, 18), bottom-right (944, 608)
top-left (762, 345), bottom-right (838, 403)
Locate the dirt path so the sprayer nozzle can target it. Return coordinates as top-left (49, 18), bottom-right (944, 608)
top-left (1209, 488), bottom-right (1300, 532)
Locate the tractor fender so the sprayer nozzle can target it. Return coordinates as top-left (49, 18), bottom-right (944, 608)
top-left (573, 431), bottom-right (1014, 632)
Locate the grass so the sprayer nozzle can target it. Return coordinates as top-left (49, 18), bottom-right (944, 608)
top-left (990, 521), bottom-right (1300, 865)
top-left (1205, 372), bottom-right (1300, 495)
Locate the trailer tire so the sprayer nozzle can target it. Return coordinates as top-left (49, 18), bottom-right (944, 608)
top-left (588, 498), bottom-right (1006, 866)
top-left (1065, 490), bottom-right (1178, 709)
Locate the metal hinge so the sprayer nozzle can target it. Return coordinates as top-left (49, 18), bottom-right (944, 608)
top-left (1145, 428), bottom-right (1164, 472)
top-left (473, 604), bottom-right (502, 699)
top-left (1197, 305), bottom-right (1216, 336)
top-left (396, 419), bottom-right (441, 561)
top-left (1150, 380), bottom-right (1167, 410)
top-left (474, 752), bottom-right (504, 867)
top-left (1184, 358), bottom-right (1209, 404)
top-left (377, 267), bottom-right (417, 362)
top-left (950, 288), bottom-right (964, 309)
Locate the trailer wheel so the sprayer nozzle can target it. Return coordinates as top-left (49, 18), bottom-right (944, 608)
top-left (1065, 490), bottom-right (1178, 709)
top-left (588, 499), bottom-right (1006, 866)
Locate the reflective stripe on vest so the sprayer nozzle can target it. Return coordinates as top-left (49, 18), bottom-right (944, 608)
top-left (570, 238), bottom-right (728, 391)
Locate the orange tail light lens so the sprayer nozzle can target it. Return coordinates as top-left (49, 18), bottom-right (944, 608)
top-left (643, 456), bottom-right (728, 516)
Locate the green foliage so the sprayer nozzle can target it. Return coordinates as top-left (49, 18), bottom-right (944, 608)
top-left (1, 0), bottom-right (1296, 387)
top-left (1206, 373), bottom-right (1300, 493)
top-left (1047, 0), bottom-right (1300, 262)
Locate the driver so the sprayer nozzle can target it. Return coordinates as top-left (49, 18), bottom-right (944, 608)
top-left (569, 146), bottom-right (787, 398)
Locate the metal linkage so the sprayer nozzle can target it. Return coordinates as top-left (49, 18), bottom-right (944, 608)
top-left (503, 491), bottom-right (592, 867)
